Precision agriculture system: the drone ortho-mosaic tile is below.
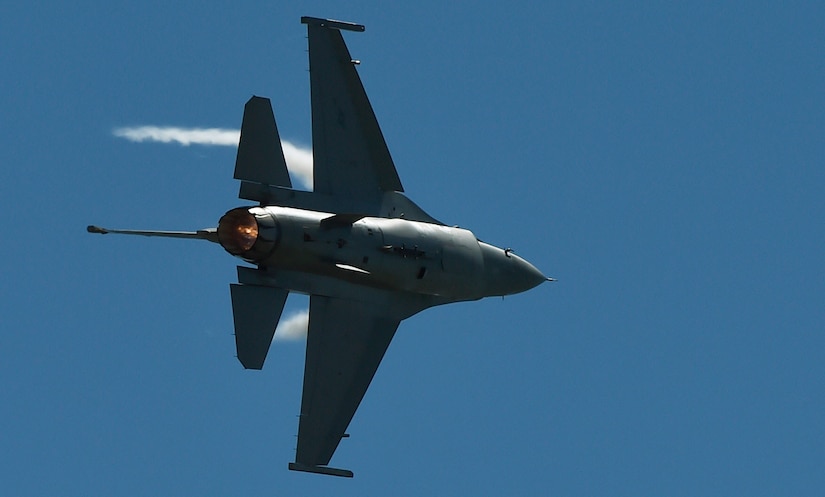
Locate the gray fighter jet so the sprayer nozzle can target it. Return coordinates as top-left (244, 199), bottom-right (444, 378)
top-left (88, 16), bottom-right (550, 478)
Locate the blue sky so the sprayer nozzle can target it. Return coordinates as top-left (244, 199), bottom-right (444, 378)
top-left (2, 1), bottom-right (823, 495)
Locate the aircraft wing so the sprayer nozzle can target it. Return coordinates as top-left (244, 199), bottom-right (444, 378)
top-left (303, 17), bottom-right (404, 202)
top-left (290, 293), bottom-right (401, 476)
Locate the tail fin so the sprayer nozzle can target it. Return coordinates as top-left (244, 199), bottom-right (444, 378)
top-left (234, 96), bottom-right (292, 188)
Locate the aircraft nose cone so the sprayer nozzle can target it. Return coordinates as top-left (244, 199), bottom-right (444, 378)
top-left (509, 254), bottom-right (549, 293)
top-left (479, 242), bottom-right (549, 297)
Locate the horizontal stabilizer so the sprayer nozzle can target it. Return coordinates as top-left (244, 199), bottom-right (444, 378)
top-left (230, 282), bottom-right (288, 369)
top-left (234, 96), bottom-right (292, 188)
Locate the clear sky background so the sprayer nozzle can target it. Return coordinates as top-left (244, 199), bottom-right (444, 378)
top-left (2, 1), bottom-right (823, 495)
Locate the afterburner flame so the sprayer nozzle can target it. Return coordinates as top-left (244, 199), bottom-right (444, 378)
top-left (218, 208), bottom-right (259, 255)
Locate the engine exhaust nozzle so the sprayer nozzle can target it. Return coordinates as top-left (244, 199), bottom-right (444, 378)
top-left (217, 207), bottom-right (279, 260)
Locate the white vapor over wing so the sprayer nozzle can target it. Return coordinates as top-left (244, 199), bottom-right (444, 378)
top-left (281, 140), bottom-right (314, 189)
top-left (274, 309), bottom-right (309, 341)
top-left (112, 125), bottom-right (313, 188)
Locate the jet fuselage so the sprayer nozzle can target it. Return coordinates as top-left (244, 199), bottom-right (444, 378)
top-left (217, 205), bottom-right (546, 302)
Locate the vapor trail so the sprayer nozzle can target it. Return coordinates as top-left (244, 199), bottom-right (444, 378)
top-left (112, 125), bottom-right (313, 188)
top-left (113, 126), bottom-right (239, 146)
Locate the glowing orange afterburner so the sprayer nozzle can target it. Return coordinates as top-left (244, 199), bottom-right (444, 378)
top-left (217, 207), bottom-right (259, 255)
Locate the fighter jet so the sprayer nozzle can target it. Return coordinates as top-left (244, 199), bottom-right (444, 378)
top-left (88, 16), bottom-right (550, 478)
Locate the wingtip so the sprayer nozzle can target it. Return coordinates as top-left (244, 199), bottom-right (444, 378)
top-left (87, 225), bottom-right (108, 234)
top-left (288, 462), bottom-right (354, 478)
top-left (301, 16), bottom-right (365, 32)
